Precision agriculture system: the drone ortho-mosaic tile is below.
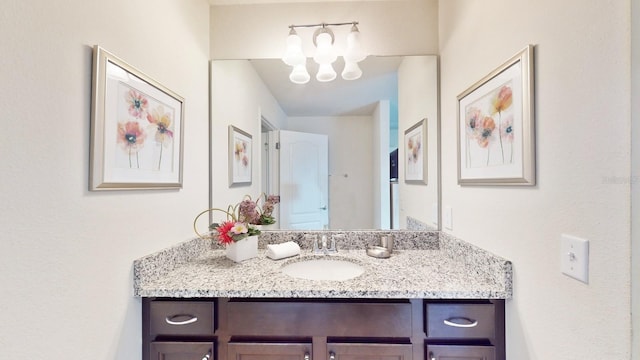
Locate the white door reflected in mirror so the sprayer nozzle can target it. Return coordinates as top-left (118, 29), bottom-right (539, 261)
top-left (278, 130), bottom-right (329, 230)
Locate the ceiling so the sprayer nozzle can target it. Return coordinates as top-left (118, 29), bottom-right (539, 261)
top-left (249, 56), bottom-right (401, 117)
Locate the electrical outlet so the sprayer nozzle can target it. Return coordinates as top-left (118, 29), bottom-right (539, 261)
top-left (561, 234), bottom-right (589, 284)
top-left (443, 206), bottom-right (453, 230)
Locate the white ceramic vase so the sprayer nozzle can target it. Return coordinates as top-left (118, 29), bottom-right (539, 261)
top-left (255, 223), bottom-right (278, 231)
top-left (225, 235), bottom-right (258, 262)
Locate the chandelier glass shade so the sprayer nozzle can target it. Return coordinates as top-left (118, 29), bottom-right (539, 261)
top-left (289, 62), bottom-right (311, 84)
top-left (282, 29), bottom-right (305, 66)
top-left (341, 61), bottom-right (362, 81)
top-left (316, 63), bottom-right (337, 82)
top-left (282, 21), bottom-right (367, 84)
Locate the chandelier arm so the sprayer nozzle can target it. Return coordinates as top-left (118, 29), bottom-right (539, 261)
top-left (288, 21), bottom-right (358, 30)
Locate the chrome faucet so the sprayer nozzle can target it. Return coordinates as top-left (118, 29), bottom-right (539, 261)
top-left (311, 234), bottom-right (341, 254)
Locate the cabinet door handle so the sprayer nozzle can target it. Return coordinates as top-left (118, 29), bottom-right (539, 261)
top-left (304, 353), bottom-right (310, 360)
top-left (165, 314), bottom-right (198, 326)
top-left (443, 317), bottom-right (478, 328)
top-left (428, 351), bottom-right (436, 360)
top-left (329, 351), bottom-right (335, 360)
top-left (202, 352), bottom-right (211, 360)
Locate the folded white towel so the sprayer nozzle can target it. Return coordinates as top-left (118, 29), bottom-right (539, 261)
top-left (266, 241), bottom-right (301, 260)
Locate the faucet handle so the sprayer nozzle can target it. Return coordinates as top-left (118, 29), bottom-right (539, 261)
top-left (329, 234), bottom-right (344, 252)
top-left (306, 234), bottom-right (320, 251)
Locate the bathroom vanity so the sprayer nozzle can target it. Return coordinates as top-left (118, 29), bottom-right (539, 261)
top-left (134, 231), bottom-right (512, 360)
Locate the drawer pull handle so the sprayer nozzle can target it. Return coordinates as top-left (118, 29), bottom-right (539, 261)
top-left (443, 317), bottom-right (478, 328)
top-left (304, 353), bottom-right (310, 360)
top-left (428, 351), bottom-right (436, 360)
top-left (202, 353), bottom-right (210, 360)
top-left (165, 314), bottom-right (198, 326)
top-left (329, 351), bottom-right (335, 360)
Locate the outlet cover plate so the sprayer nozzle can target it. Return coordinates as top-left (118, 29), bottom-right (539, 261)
top-left (561, 234), bottom-right (589, 284)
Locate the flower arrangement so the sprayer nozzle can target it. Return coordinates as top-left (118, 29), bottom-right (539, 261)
top-left (193, 193), bottom-right (280, 246)
top-left (238, 194), bottom-right (281, 225)
top-left (211, 218), bottom-right (260, 245)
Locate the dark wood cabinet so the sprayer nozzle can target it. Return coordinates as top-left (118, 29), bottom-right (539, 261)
top-left (329, 343), bottom-right (413, 360)
top-left (142, 298), bottom-right (505, 360)
top-left (424, 300), bottom-right (504, 360)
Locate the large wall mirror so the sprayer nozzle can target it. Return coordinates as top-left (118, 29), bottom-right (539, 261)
top-left (210, 55), bottom-right (439, 231)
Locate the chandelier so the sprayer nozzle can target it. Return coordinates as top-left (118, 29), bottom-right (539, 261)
top-left (282, 21), bottom-right (367, 84)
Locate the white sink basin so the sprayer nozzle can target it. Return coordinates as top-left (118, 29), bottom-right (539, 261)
top-left (280, 258), bottom-right (365, 281)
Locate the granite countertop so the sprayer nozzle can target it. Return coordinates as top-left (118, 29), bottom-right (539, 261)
top-left (133, 231), bottom-right (512, 299)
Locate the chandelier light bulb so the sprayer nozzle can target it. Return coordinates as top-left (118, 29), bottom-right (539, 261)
top-left (313, 31), bottom-right (337, 65)
top-left (282, 29), bottom-right (306, 66)
top-left (289, 63), bottom-right (310, 84)
top-left (316, 63), bottom-right (337, 82)
top-left (341, 61), bottom-right (362, 81)
top-left (344, 24), bottom-right (367, 63)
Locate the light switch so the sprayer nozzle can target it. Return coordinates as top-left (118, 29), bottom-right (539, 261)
top-left (443, 206), bottom-right (453, 230)
top-left (560, 234), bottom-right (589, 284)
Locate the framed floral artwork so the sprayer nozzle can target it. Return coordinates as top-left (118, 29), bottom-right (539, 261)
top-left (89, 46), bottom-right (184, 190)
top-left (457, 45), bottom-right (535, 185)
top-left (229, 125), bottom-right (252, 186)
top-left (404, 118), bottom-right (428, 184)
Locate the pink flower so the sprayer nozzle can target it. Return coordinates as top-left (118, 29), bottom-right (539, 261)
top-left (117, 120), bottom-right (146, 168)
top-left (466, 107), bottom-right (483, 139)
top-left (476, 117), bottom-right (496, 148)
top-left (230, 223), bottom-right (248, 235)
top-left (126, 90), bottom-right (149, 119)
top-left (117, 121), bottom-right (146, 152)
top-left (238, 199), bottom-right (260, 224)
top-left (215, 221), bottom-right (236, 245)
top-left (501, 115), bottom-right (514, 142)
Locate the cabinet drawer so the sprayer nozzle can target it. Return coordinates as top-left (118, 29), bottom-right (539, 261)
top-left (150, 341), bottom-right (214, 360)
top-left (329, 343), bottom-right (413, 360)
top-left (426, 344), bottom-right (495, 360)
top-left (150, 300), bottom-right (215, 337)
top-left (425, 303), bottom-right (495, 339)
top-left (228, 300), bottom-right (412, 337)
top-left (227, 342), bottom-right (311, 360)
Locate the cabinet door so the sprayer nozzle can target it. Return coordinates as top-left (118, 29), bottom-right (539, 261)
top-left (150, 341), bottom-right (214, 360)
top-left (426, 345), bottom-right (495, 360)
top-left (329, 343), bottom-right (413, 360)
top-left (227, 342), bottom-right (311, 360)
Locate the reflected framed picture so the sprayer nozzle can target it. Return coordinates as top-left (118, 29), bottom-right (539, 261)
top-left (89, 46), bottom-right (184, 190)
top-left (404, 118), bottom-right (428, 184)
top-left (229, 125), bottom-right (252, 186)
top-left (457, 45), bottom-right (535, 185)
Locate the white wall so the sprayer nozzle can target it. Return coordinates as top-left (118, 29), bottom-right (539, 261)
top-left (398, 56), bottom-right (439, 228)
top-left (0, 0), bottom-right (210, 359)
top-left (632, 0), bottom-right (639, 357)
top-left (287, 116), bottom-right (374, 229)
top-left (439, 1), bottom-right (631, 358)
top-left (210, 60), bottom-right (287, 211)
top-left (373, 101), bottom-right (391, 229)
